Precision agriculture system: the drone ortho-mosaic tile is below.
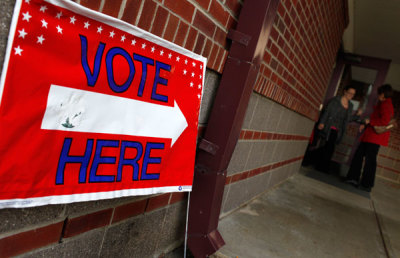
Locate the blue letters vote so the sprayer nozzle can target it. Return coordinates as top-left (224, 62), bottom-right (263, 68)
top-left (79, 35), bottom-right (170, 103)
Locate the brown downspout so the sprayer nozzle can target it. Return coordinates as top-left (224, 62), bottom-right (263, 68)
top-left (187, 0), bottom-right (280, 257)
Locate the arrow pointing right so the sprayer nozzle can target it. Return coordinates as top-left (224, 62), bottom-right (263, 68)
top-left (41, 85), bottom-right (188, 146)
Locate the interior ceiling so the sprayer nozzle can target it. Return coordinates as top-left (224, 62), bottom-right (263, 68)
top-left (353, 0), bottom-right (400, 63)
top-left (344, 0), bottom-right (400, 90)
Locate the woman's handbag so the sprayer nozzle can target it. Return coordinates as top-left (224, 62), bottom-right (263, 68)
top-left (373, 119), bottom-right (397, 134)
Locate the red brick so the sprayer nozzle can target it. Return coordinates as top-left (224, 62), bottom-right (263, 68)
top-left (261, 132), bottom-right (268, 139)
top-left (217, 49), bottom-right (227, 72)
top-left (174, 21), bottom-right (189, 47)
top-left (63, 209), bottom-right (112, 238)
top-left (164, 0), bottom-right (195, 23)
top-left (240, 171), bottom-right (249, 180)
top-left (225, 0), bottom-right (241, 14)
top-left (226, 15), bottom-right (237, 30)
top-left (253, 131), bottom-right (261, 139)
top-left (208, 43), bottom-right (219, 69)
top-left (193, 10), bottom-right (216, 37)
top-left (243, 130), bottom-right (253, 140)
top-left (202, 38), bottom-right (213, 60)
top-left (0, 222), bottom-right (63, 257)
top-left (102, 0), bottom-right (123, 18)
top-left (80, 0), bottom-right (101, 11)
top-left (277, 2), bottom-right (286, 18)
top-left (112, 199), bottom-right (148, 223)
top-left (151, 6), bottom-right (169, 37)
top-left (185, 27), bottom-right (198, 51)
top-left (138, 0), bottom-right (157, 31)
top-left (146, 193), bottom-right (171, 212)
top-left (170, 192), bottom-right (187, 204)
top-left (121, 0), bottom-right (143, 25)
top-left (230, 173), bottom-right (242, 183)
top-left (194, 0), bottom-right (211, 10)
top-left (225, 175), bottom-right (232, 185)
top-left (194, 33), bottom-right (206, 55)
top-left (164, 14), bottom-right (179, 42)
top-left (214, 27), bottom-right (227, 48)
top-left (209, 0), bottom-right (229, 27)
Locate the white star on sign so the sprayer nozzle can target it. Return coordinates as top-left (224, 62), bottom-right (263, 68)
top-left (198, 94), bottom-right (201, 99)
top-left (121, 35), bottom-right (126, 42)
top-left (131, 39), bottom-right (136, 45)
top-left (191, 72), bottom-right (195, 77)
top-left (160, 50), bottom-right (164, 56)
top-left (199, 75), bottom-right (202, 79)
top-left (14, 45), bottom-right (23, 56)
top-left (84, 21), bottom-right (90, 29)
top-left (18, 28), bottom-right (27, 38)
top-left (151, 46), bottom-right (155, 53)
top-left (183, 69), bottom-right (187, 75)
top-left (192, 62), bottom-right (196, 67)
top-left (142, 43), bottom-right (146, 49)
top-left (70, 16), bottom-right (76, 24)
top-left (97, 26), bottom-right (103, 33)
top-left (200, 64), bottom-right (203, 69)
top-left (56, 12), bottom-right (62, 19)
top-left (109, 31), bottom-right (115, 38)
top-left (41, 19), bottom-right (48, 28)
top-left (185, 59), bottom-right (188, 65)
top-left (25, 0), bottom-right (30, 3)
top-left (190, 82), bottom-right (193, 87)
top-left (22, 12), bottom-right (32, 22)
top-left (56, 25), bottom-right (63, 34)
top-left (168, 53), bottom-right (172, 59)
top-left (40, 5), bottom-right (47, 12)
top-left (37, 35), bottom-right (45, 44)
top-left (176, 56), bottom-right (180, 62)
top-left (198, 84), bottom-right (202, 89)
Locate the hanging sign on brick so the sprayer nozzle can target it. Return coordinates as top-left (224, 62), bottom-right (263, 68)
top-left (0, 0), bottom-right (206, 208)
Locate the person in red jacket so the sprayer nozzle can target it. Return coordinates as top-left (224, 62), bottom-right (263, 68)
top-left (346, 84), bottom-right (394, 192)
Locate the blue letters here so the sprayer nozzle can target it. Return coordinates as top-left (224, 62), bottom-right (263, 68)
top-left (89, 140), bottom-right (119, 183)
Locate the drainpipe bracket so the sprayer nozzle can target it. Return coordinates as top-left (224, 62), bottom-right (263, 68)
top-left (227, 29), bottom-right (251, 46)
top-left (198, 138), bottom-right (219, 155)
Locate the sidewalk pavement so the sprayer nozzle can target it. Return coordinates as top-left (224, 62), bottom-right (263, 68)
top-left (212, 166), bottom-right (400, 258)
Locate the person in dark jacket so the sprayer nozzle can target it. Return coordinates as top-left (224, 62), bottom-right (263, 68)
top-left (346, 84), bottom-right (394, 192)
top-left (314, 85), bottom-right (362, 173)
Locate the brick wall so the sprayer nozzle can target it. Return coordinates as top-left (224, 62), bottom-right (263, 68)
top-left (0, 0), bottom-right (348, 256)
top-left (254, 0), bottom-right (345, 121)
top-left (221, 0), bottom-right (347, 216)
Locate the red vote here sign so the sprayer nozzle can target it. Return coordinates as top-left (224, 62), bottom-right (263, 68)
top-left (0, 0), bottom-right (206, 208)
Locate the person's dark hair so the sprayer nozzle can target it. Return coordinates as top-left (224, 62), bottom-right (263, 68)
top-left (344, 85), bottom-right (356, 91)
top-left (378, 84), bottom-right (393, 98)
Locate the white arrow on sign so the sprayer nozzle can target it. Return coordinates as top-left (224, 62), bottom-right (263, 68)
top-left (41, 85), bottom-right (188, 146)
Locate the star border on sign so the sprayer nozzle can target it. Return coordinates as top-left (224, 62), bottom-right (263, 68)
top-left (37, 35), bottom-right (45, 44)
top-left (40, 5), bottom-right (47, 12)
top-left (56, 25), bottom-right (63, 34)
top-left (41, 19), bottom-right (48, 28)
top-left (22, 12), bottom-right (32, 22)
top-left (14, 45), bottom-right (23, 56)
top-left (18, 28), bottom-right (27, 39)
